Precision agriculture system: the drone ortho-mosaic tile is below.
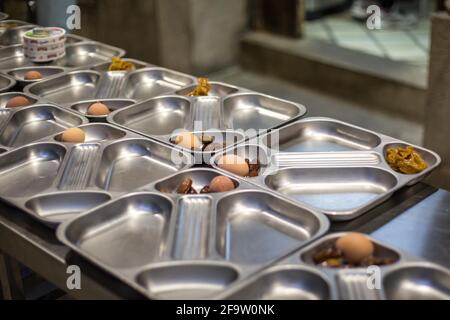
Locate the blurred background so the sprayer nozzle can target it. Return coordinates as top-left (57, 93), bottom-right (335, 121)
top-left (1, 0), bottom-right (449, 190)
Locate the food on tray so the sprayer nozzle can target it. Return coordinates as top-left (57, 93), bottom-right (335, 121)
top-left (173, 132), bottom-right (202, 150)
top-left (187, 77), bottom-right (211, 96)
top-left (175, 175), bottom-right (236, 194)
top-left (204, 142), bottom-right (226, 152)
top-left (108, 57), bottom-right (135, 71)
top-left (312, 233), bottom-right (395, 268)
top-left (217, 154), bottom-right (249, 177)
top-left (386, 146), bottom-right (427, 174)
top-left (209, 176), bottom-right (235, 192)
top-left (246, 159), bottom-right (261, 177)
top-left (5, 96), bottom-right (31, 108)
top-left (87, 102), bottom-right (111, 116)
top-left (61, 127), bottom-right (85, 143)
top-left (24, 70), bottom-right (43, 80)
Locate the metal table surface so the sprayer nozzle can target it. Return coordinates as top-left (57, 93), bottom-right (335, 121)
top-left (0, 182), bottom-right (449, 299)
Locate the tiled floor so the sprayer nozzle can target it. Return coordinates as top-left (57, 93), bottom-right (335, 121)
top-left (305, 13), bottom-right (430, 66)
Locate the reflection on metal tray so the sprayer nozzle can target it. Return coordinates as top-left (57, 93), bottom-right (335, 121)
top-left (24, 67), bottom-right (196, 105)
top-left (210, 117), bottom-right (441, 221)
top-left (56, 167), bottom-right (329, 299)
top-left (108, 89), bottom-right (307, 163)
top-left (220, 233), bottom-right (450, 300)
top-left (0, 72), bottom-right (15, 92)
top-left (0, 123), bottom-right (193, 226)
top-left (0, 41), bottom-right (125, 71)
top-left (0, 12), bottom-right (9, 21)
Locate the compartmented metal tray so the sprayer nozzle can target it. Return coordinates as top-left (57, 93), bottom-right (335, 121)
top-left (220, 233), bottom-right (450, 300)
top-left (108, 86), bottom-right (307, 163)
top-left (0, 41), bottom-right (125, 72)
top-left (24, 67), bottom-right (196, 107)
top-left (0, 122), bottom-right (193, 226)
top-left (56, 167), bottom-right (329, 299)
top-left (0, 102), bottom-right (87, 151)
top-left (0, 72), bottom-right (15, 92)
top-left (211, 117), bottom-right (441, 221)
top-left (0, 20), bottom-right (36, 46)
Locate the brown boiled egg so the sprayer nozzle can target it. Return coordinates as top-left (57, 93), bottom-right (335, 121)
top-left (336, 233), bottom-right (375, 264)
top-left (24, 70), bottom-right (42, 80)
top-left (5, 96), bottom-right (31, 108)
top-left (87, 102), bottom-right (111, 116)
top-left (174, 132), bottom-right (202, 149)
top-left (61, 128), bottom-right (86, 143)
top-left (217, 154), bottom-right (249, 177)
top-left (210, 175), bottom-right (235, 192)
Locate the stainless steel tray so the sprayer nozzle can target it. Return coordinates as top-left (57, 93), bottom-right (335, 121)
top-left (0, 41), bottom-right (125, 71)
top-left (0, 122), bottom-right (193, 226)
top-left (24, 67), bottom-right (196, 105)
top-left (0, 103), bottom-right (87, 151)
top-left (56, 167), bottom-right (329, 299)
top-left (220, 232), bottom-right (450, 300)
top-left (108, 86), bottom-right (307, 163)
top-left (0, 12), bottom-right (8, 21)
top-left (0, 72), bottom-right (15, 92)
top-left (210, 117), bottom-right (441, 221)
top-left (0, 20), bottom-right (36, 46)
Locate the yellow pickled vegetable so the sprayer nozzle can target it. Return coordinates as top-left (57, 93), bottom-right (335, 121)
top-left (187, 77), bottom-right (211, 96)
top-left (108, 57), bottom-right (135, 71)
top-left (386, 146), bottom-right (428, 174)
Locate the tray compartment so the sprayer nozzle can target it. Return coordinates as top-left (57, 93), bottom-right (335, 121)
top-left (58, 144), bottom-right (99, 190)
top-left (110, 96), bottom-right (191, 136)
top-left (136, 263), bottom-right (239, 299)
top-left (176, 81), bottom-right (239, 97)
top-left (300, 234), bottom-right (401, 266)
top-left (383, 264), bottom-right (450, 300)
top-left (55, 123), bottom-right (126, 143)
top-left (0, 24), bottom-right (35, 46)
top-left (121, 68), bottom-right (196, 101)
top-left (25, 71), bottom-right (100, 105)
top-left (0, 105), bottom-right (85, 147)
top-left (223, 93), bottom-right (304, 131)
top-left (172, 196), bottom-right (212, 260)
top-left (57, 42), bottom-right (125, 69)
top-left (265, 167), bottom-right (398, 214)
top-left (0, 105), bottom-right (86, 147)
top-left (95, 139), bottom-right (188, 192)
top-left (0, 92), bottom-right (38, 108)
top-left (0, 143), bottom-right (66, 197)
top-left (25, 191), bottom-right (111, 223)
top-left (216, 190), bottom-right (323, 264)
top-left (227, 266), bottom-right (331, 300)
top-left (7, 66), bottom-right (65, 87)
top-left (69, 98), bottom-right (135, 121)
top-left (264, 119), bottom-right (381, 152)
top-left (0, 73), bottom-right (15, 92)
top-left (0, 45), bottom-right (27, 70)
top-left (62, 193), bottom-right (172, 269)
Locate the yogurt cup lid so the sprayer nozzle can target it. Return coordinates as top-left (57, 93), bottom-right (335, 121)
top-left (24, 27), bottom-right (66, 40)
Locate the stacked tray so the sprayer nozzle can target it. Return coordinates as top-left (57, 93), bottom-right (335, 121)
top-left (219, 233), bottom-right (450, 300)
top-left (0, 122), bottom-right (193, 226)
top-left (108, 83), bottom-right (307, 163)
top-left (211, 117), bottom-right (441, 221)
top-left (56, 167), bottom-right (329, 299)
